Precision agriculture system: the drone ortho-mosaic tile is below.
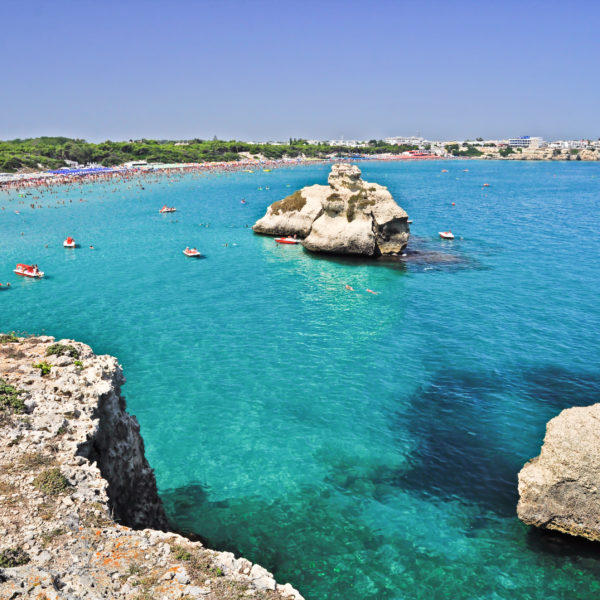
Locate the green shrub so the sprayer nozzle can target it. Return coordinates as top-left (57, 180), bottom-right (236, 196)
top-left (172, 545), bottom-right (192, 561)
top-left (0, 332), bottom-right (19, 344)
top-left (74, 360), bottom-right (83, 368)
top-left (33, 468), bottom-right (71, 495)
top-left (0, 379), bottom-right (26, 413)
top-left (33, 361), bottom-right (52, 376)
top-left (0, 547), bottom-right (30, 567)
top-left (46, 343), bottom-right (79, 359)
top-left (499, 147), bottom-right (515, 157)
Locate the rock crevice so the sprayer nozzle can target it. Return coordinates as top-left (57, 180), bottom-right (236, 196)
top-left (76, 367), bottom-right (168, 530)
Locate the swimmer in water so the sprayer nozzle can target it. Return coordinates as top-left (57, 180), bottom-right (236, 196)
top-left (366, 288), bottom-right (379, 295)
top-left (345, 285), bottom-right (354, 291)
top-left (89, 245), bottom-right (94, 249)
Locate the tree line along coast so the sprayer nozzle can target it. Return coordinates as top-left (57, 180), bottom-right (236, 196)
top-left (2, 136), bottom-right (597, 179)
top-left (0, 137), bottom-right (423, 174)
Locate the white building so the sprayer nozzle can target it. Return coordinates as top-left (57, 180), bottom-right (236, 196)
top-left (328, 139), bottom-right (367, 148)
top-left (123, 160), bottom-right (148, 168)
top-left (508, 136), bottom-right (545, 148)
top-left (567, 140), bottom-right (590, 149)
top-left (548, 140), bottom-right (590, 150)
top-left (384, 136), bottom-right (425, 147)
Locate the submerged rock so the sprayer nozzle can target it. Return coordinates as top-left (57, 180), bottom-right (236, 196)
top-left (253, 163), bottom-right (410, 256)
top-left (517, 403), bottom-right (600, 541)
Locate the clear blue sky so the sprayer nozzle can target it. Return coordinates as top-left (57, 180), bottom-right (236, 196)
top-left (2, 0), bottom-right (598, 142)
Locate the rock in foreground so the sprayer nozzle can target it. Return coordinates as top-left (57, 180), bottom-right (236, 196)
top-left (517, 403), bottom-right (600, 541)
top-left (0, 335), bottom-right (303, 600)
top-left (253, 163), bottom-right (410, 256)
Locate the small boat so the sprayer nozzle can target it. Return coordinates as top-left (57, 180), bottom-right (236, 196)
top-left (439, 231), bottom-right (455, 240)
top-left (14, 263), bottom-right (44, 278)
top-left (159, 205), bottom-right (176, 213)
top-left (63, 236), bottom-right (76, 248)
top-left (482, 183), bottom-right (490, 187)
top-left (263, 168), bottom-right (272, 172)
top-left (183, 248), bottom-right (202, 257)
top-left (275, 237), bottom-right (301, 244)
top-left (441, 169), bottom-right (448, 173)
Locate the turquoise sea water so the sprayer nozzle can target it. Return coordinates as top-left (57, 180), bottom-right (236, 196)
top-left (2, 160), bottom-right (600, 599)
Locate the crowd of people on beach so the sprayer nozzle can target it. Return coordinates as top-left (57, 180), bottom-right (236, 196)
top-left (0, 151), bottom-right (442, 195)
top-left (0, 158), bottom-right (330, 195)
top-left (0, 159), bottom-right (316, 211)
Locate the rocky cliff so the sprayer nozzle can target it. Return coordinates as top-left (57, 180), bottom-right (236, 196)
top-left (253, 163), bottom-right (410, 256)
top-left (0, 335), bottom-right (303, 600)
top-left (517, 403), bottom-right (600, 541)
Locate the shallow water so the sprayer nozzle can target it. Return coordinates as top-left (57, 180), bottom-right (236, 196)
top-left (2, 161), bottom-right (600, 599)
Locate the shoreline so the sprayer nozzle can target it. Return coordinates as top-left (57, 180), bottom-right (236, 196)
top-left (2, 152), bottom-right (597, 195)
top-left (0, 155), bottom-right (444, 193)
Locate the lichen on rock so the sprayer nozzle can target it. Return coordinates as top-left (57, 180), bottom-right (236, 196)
top-left (253, 163), bottom-right (410, 256)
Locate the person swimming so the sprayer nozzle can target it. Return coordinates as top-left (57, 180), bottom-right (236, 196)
top-left (345, 285), bottom-right (354, 291)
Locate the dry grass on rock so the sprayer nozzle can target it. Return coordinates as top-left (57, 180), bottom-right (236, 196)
top-left (270, 190), bottom-right (306, 215)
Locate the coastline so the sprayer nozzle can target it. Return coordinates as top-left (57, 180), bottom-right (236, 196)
top-left (2, 151), bottom-right (596, 195)
top-left (0, 335), bottom-right (304, 600)
top-left (0, 155), bottom-right (444, 193)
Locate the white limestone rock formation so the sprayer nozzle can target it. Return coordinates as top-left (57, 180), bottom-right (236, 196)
top-left (253, 163), bottom-right (410, 256)
top-left (517, 403), bottom-right (600, 541)
top-left (252, 187), bottom-right (324, 238)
